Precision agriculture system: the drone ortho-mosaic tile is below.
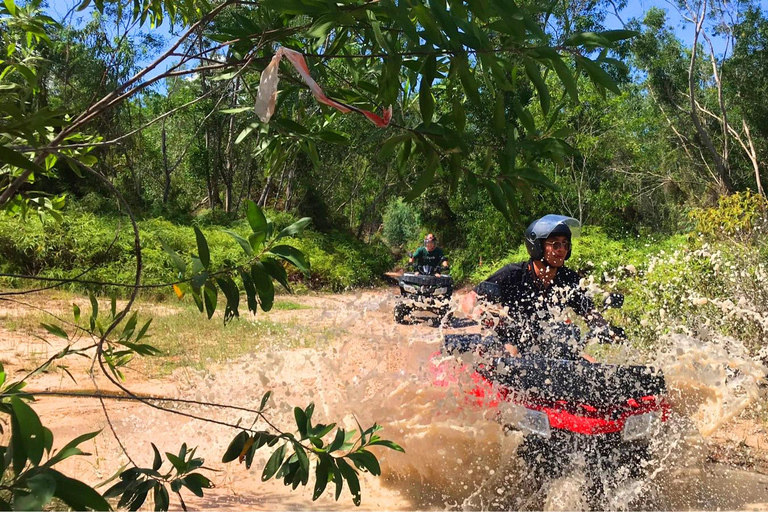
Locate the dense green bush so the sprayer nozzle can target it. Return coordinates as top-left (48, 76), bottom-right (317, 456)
top-left (0, 211), bottom-right (393, 296)
top-left (381, 198), bottom-right (420, 249)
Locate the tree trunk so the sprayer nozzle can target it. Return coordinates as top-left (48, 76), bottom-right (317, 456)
top-left (258, 175), bottom-right (273, 207)
top-left (688, 0), bottom-right (733, 195)
top-left (162, 119), bottom-right (171, 203)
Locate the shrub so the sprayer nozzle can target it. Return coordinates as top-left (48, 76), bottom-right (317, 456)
top-left (382, 198), bottom-right (420, 249)
top-left (689, 190), bottom-right (768, 245)
top-left (0, 212), bottom-right (393, 296)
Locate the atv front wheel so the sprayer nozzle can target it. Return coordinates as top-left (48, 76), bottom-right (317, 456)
top-left (394, 302), bottom-right (414, 324)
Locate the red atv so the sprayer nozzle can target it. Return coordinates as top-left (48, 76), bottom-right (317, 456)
top-left (437, 333), bottom-right (670, 509)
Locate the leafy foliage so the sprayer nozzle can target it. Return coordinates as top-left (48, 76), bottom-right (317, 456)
top-left (382, 198), bottom-right (420, 249)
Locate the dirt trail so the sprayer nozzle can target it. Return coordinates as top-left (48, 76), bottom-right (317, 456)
top-left (2, 288), bottom-right (768, 511)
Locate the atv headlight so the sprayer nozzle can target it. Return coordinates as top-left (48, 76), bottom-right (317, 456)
top-left (402, 284), bottom-right (417, 294)
top-left (434, 287), bottom-right (448, 295)
top-left (518, 408), bottom-right (550, 438)
top-left (622, 412), bottom-right (660, 442)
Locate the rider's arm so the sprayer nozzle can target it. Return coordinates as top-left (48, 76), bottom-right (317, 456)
top-left (410, 247), bottom-right (422, 266)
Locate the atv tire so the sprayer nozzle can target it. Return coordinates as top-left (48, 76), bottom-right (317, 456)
top-left (394, 302), bottom-right (414, 324)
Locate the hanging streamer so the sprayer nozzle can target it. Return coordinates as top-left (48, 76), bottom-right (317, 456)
top-left (255, 47), bottom-right (392, 128)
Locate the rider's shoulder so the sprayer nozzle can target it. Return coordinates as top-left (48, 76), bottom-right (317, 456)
top-left (556, 265), bottom-right (581, 283)
top-left (488, 261), bottom-right (526, 282)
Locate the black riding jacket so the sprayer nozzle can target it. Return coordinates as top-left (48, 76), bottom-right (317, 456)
top-left (474, 260), bottom-right (594, 353)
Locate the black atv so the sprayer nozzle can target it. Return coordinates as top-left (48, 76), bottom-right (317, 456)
top-left (394, 264), bottom-right (453, 325)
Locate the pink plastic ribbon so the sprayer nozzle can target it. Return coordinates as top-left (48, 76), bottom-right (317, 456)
top-left (255, 47), bottom-right (392, 128)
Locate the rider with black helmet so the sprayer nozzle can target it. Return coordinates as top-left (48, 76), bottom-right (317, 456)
top-left (461, 215), bottom-right (621, 358)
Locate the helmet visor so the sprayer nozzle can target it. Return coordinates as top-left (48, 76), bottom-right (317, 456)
top-left (529, 214), bottom-right (581, 239)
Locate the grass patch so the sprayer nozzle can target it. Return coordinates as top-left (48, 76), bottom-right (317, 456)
top-left (130, 302), bottom-right (338, 375)
top-left (271, 300), bottom-right (311, 311)
top-left (1, 294), bottom-right (339, 378)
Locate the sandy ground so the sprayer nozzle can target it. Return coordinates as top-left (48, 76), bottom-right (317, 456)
top-left (2, 288), bottom-right (768, 511)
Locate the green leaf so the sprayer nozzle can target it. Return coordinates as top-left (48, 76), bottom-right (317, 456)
top-left (182, 473), bottom-right (211, 497)
top-left (135, 318), bottom-right (152, 342)
top-left (294, 441), bottom-right (309, 475)
top-left (336, 458), bottom-right (361, 506)
top-left (49, 469), bottom-right (110, 511)
top-left (203, 282), bottom-right (217, 319)
top-left (0, 145), bottom-right (45, 175)
top-left (550, 56), bottom-right (578, 103)
top-left (262, 443), bottom-right (287, 481)
top-left (273, 118), bottom-right (310, 135)
top-left (152, 442), bottom-right (162, 471)
top-left (16, 472), bottom-right (56, 510)
top-left (121, 312), bottom-right (138, 341)
top-left (313, 456), bottom-right (330, 500)
top-left (219, 106), bottom-right (252, 114)
top-left (259, 391), bottom-right (271, 411)
top-left (294, 407), bottom-right (308, 439)
top-left (315, 130), bottom-right (349, 144)
top-left (246, 200), bottom-right (268, 235)
top-left (222, 431), bottom-right (249, 463)
top-left (235, 124), bottom-right (256, 144)
top-left (576, 56), bottom-right (621, 95)
top-left (224, 230), bottom-right (254, 256)
top-left (268, 246), bottom-right (310, 276)
top-left (88, 292), bottom-right (98, 330)
top-left (41, 323), bottom-right (68, 340)
top-left (453, 96), bottom-right (466, 132)
top-left (160, 239), bottom-right (186, 276)
top-left (72, 304), bottom-right (80, 323)
top-left (485, 179), bottom-right (511, 222)
top-left (4, 0), bottom-right (17, 16)
top-left (329, 428), bottom-right (345, 452)
top-left (419, 81), bottom-right (434, 126)
top-left (457, 55), bottom-right (481, 107)
top-left (165, 452), bottom-right (186, 473)
top-left (154, 483), bottom-right (169, 511)
top-left (378, 134), bottom-right (410, 160)
top-left (404, 149), bottom-right (439, 202)
top-left (276, 217), bottom-right (311, 241)
top-left (331, 460), bottom-right (343, 500)
top-left (11, 396), bottom-right (44, 466)
top-left (524, 57), bottom-right (550, 115)
top-left (564, 31), bottom-right (611, 47)
top-left (240, 271), bottom-right (259, 314)
top-left (216, 277), bottom-right (240, 322)
top-left (493, 94), bottom-right (506, 133)
top-left (250, 262), bottom-right (275, 312)
top-left (261, 258), bottom-right (291, 292)
top-left (511, 98), bottom-right (536, 134)
top-left (348, 449), bottom-right (381, 476)
top-left (44, 430), bottom-right (100, 468)
top-left (249, 231), bottom-right (267, 250)
top-left (368, 439), bottom-right (405, 452)
top-left (193, 226), bottom-right (210, 269)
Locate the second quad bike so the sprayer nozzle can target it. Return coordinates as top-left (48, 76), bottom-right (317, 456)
top-left (394, 264), bottom-right (453, 325)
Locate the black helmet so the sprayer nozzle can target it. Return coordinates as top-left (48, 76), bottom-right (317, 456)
top-left (524, 215), bottom-right (581, 261)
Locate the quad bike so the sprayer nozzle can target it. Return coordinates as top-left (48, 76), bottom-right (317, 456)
top-left (394, 262), bottom-right (453, 325)
top-left (435, 291), bottom-right (669, 510)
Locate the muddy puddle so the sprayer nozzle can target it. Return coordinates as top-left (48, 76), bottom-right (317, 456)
top-left (8, 284), bottom-right (768, 511)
